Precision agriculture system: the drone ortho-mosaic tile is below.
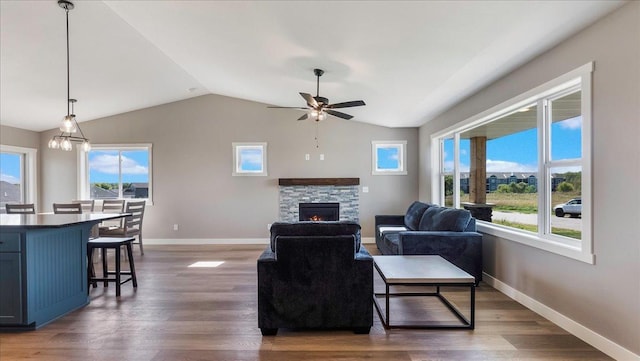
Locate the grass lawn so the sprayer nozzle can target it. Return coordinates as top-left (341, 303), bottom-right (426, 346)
top-left (493, 219), bottom-right (581, 239)
top-left (447, 191), bottom-right (581, 214)
top-left (446, 191), bottom-right (582, 240)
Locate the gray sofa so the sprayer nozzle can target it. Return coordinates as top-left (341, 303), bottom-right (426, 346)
top-left (375, 201), bottom-right (483, 284)
top-left (257, 221), bottom-right (373, 335)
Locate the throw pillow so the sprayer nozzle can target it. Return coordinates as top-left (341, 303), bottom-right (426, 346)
top-left (403, 201), bottom-right (431, 230)
top-left (419, 206), bottom-right (472, 232)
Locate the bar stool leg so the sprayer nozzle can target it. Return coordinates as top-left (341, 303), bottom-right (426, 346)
top-left (115, 245), bottom-right (121, 297)
top-left (126, 242), bottom-right (138, 288)
top-left (102, 248), bottom-right (108, 287)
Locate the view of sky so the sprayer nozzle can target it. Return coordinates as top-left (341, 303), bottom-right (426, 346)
top-left (376, 147), bottom-right (400, 170)
top-left (88, 150), bottom-right (149, 183)
top-left (444, 116), bottom-right (582, 173)
top-left (237, 147), bottom-right (264, 172)
top-left (0, 152), bottom-right (21, 184)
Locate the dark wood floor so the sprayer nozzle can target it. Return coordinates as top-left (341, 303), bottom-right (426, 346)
top-left (0, 244), bottom-right (612, 360)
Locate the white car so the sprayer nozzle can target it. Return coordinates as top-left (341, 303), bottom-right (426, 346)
top-left (554, 198), bottom-right (581, 217)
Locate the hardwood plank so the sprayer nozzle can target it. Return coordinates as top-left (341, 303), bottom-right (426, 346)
top-left (0, 244), bottom-right (613, 360)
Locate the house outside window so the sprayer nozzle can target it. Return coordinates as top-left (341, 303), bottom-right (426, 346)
top-left (79, 144), bottom-right (152, 202)
top-left (431, 63), bottom-right (593, 263)
top-left (0, 145), bottom-right (37, 213)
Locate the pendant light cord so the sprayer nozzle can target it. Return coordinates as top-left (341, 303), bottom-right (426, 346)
top-left (66, 6), bottom-right (70, 117)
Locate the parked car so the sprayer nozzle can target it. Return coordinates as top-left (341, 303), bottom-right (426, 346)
top-left (554, 197), bottom-right (581, 217)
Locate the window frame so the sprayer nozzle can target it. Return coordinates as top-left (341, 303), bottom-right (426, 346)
top-left (79, 143), bottom-right (153, 204)
top-left (0, 144), bottom-right (38, 210)
top-left (372, 140), bottom-right (408, 175)
top-left (431, 63), bottom-right (593, 263)
top-left (232, 142), bottom-right (268, 176)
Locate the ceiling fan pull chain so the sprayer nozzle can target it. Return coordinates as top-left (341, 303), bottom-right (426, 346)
top-left (315, 121), bottom-right (319, 148)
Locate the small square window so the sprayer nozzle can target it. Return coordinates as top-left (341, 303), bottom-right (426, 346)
top-left (232, 142), bottom-right (267, 176)
top-left (372, 141), bottom-right (407, 175)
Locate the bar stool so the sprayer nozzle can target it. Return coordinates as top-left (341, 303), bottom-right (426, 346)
top-left (87, 237), bottom-right (138, 297)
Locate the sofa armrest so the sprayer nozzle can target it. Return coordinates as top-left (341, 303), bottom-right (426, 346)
top-left (375, 215), bottom-right (405, 228)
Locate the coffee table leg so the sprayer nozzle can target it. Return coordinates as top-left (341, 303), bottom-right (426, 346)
top-left (470, 284), bottom-right (475, 329)
top-left (386, 284), bottom-right (390, 326)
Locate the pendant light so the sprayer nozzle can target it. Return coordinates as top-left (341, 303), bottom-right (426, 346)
top-left (48, 0), bottom-right (90, 152)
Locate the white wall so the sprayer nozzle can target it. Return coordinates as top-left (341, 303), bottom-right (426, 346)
top-left (39, 94), bottom-right (419, 239)
top-left (419, 1), bottom-right (639, 357)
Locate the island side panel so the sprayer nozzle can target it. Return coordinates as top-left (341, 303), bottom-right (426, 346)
top-left (25, 224), bottom-right (90, 328)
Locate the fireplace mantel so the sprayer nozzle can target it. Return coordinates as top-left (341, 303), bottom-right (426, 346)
top-left (278, 178), bottom-right (360, 186)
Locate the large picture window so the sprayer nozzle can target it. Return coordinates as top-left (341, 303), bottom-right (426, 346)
top-left (79, 144), bottom-right (152, 202)
top-left (0, 145), bottom-right (37, 213)
top-left (432, 63), bottom-right (592, 263)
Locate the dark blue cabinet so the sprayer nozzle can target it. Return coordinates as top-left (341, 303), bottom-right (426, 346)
top-left (0, 233), bottom-right (23, 325)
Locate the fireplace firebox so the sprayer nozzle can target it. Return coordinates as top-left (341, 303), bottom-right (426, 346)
top-left (299, 203), bottom-right (339, 222)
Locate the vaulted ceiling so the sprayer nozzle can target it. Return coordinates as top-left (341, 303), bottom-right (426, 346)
top-left (0, 0), bottom-right (625, 132)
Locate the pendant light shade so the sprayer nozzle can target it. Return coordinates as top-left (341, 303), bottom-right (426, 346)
top-left (48, 0), bottom-right (90, 152)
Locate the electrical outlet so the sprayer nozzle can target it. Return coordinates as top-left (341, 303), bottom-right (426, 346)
top-left (305, 154), bottom-right (310, 160)
top-left (362, 186), bottom-right (369, 193)
top-left (173, 224), bottom-right (179, 231)
top-left (320, 154), bottom-right (325, 160)
top-left (267, 223), bottom-right (272, 230)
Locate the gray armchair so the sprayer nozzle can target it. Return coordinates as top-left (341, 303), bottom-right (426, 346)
top-left (257, 221), bottom-right (373, 335)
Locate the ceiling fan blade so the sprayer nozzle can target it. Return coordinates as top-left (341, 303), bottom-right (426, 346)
top-left (297, 113), bottom-right (309, 121)
top-left (325, 109), bottom-right (354, 120)
top-left (327, 100), bottom-right (366, 109)
top-left (300, 92), bottom-right (319, 108)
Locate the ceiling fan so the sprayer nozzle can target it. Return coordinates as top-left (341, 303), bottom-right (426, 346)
top-left (269, 68), bottom-right (366, 121)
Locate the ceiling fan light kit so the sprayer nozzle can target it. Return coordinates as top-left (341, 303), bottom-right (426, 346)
top-left (48, 0), bottom-right (91, 152)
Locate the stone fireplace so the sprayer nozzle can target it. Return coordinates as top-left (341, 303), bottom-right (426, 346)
top-left (279, 178), bottom-right (359, 222)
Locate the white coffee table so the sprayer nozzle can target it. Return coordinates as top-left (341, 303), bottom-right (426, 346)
top-left (372, 255), bottom-right (475, 329)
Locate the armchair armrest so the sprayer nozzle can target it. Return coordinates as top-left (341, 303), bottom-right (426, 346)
top-left (354, 245), bottom-right (373, 262)
top-left (258, 247), bottom-right (276, 263)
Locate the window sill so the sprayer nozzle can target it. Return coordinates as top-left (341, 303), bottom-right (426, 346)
top-left (477, 222), bottom-right (594, 264)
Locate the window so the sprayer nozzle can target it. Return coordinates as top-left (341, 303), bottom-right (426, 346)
top-left (232, 142), bottom-right (267, 176)
top-left (79, 144), bottom-right (152, 202)
top-left (432, 63), bottom-right (592, 263)
top-left (372, 141), bottom-right (407, 175)
top-left (0, 145), bottom-right (37, 212)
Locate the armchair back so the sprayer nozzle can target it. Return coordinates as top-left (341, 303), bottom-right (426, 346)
top-left (258, 221), bottom-right (373, 335)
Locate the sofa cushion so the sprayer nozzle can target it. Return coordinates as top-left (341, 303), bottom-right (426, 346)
top-left (404, 201), bottom-right (431, 231)
top-left (419, 206), bottom-right (472, 232)
top-left (270, 221), bottom-right (361, 252)
top-left (380, 232), bottom-right (400, 254)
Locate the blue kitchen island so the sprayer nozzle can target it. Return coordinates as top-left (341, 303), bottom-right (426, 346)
top-left (0, 213), bottom-right (126, 330)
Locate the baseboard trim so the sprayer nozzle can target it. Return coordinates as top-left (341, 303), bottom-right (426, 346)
top-left (483, 273), bottom-right (639, 361)
top-left (144, 237), bottom-right (376, 245)
top-left (145, 238), bottom-right (269, 245)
